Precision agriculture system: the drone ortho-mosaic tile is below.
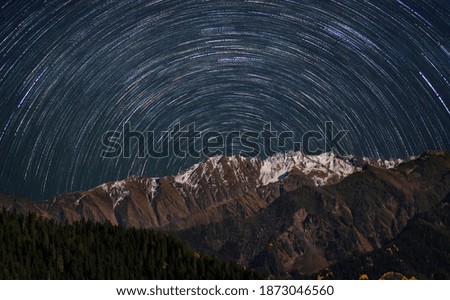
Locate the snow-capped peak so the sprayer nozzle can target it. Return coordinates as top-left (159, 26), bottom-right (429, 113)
top-left (259, 151), bottom-right (356, 186)
top-left (174, 162), bottom-right (201, 185)
top-left (169, 152), bottom-right (410, 190)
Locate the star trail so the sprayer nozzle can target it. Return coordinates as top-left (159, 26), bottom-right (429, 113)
top-left (0, 0), bottom-right (449, 200)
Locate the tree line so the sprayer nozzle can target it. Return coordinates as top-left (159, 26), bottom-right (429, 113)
top-left (0, 209), bottom-right (262, 279)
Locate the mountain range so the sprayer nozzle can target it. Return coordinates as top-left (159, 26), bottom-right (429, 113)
top-left (1, 150), bottom-right (449, 278)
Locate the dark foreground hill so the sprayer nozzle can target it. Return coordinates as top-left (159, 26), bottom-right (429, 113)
top-left (313, 196), bottom-right (450, 280)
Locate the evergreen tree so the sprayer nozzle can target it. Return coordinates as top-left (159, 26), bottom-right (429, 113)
top-left (0, 211), bottom-right (262, 280)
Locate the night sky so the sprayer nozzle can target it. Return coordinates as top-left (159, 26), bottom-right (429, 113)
top-left (0, 0), bottom-right (449, 200)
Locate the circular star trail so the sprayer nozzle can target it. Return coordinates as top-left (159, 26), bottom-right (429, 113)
top-left (0, 0), bottom-right (449, 200)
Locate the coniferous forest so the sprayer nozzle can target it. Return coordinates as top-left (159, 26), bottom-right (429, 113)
top-left (0, 209), bottom-right (262, 280)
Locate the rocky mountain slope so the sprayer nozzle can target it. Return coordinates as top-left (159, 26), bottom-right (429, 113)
top-left (178, 151), bottom-right (450, 276)
top-left (1, 150), bottom-right (448, 277)
top-left (3, 151), bottom-right (400, 229)
top-left (312, 194), bottom-right (450, 280)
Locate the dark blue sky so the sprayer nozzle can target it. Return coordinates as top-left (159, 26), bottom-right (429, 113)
top-left (0, 0), bottom-right (449, 200)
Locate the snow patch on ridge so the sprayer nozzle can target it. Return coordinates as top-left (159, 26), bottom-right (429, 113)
top-left (174, 162), bottom-right (201, 185)
top-left (259, 152), bottom-right (356, 186)
top-left (107, 180), bottom-right (129, 209)
top-left (170, 152), bottom-right (408, 190)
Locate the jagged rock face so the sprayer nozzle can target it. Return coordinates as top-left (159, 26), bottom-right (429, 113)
top-left (41, 152), bottom-right (376, 229)
top-left (179, 151), bottom-right (450, 277)
top-left (0, 151), bottom-right (447, 278)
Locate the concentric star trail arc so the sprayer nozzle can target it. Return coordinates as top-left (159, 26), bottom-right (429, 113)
top-left (0, 0), bottom-right (448, 200)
